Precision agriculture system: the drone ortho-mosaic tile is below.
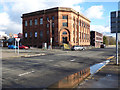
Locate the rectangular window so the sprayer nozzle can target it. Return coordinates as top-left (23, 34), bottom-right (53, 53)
top-left (82, 33), bottom-right (83, 39)
top-left (35, 19), bottom-right (37, 25)
top-left (47, 24), bottom-right (49, 28)
top-left (35, 32), bottom-right (37, 37)
top-left (52, 37), bottom-right (54, 43)
top-left (30, 32), bottom-right (32, 38)
top-left (62, 15), bottom-right (68, 19)
top-left (40, 31), bottom-right (43, 38)
top-left (79, 32), bottom-right (80, 39)
top-left (52, 30), bottom-right (54, 35)
top-left (84, 33), bottom-right (85, 39)
top-left (82, 22), bottom-right (83, 27)
top-left (47, 17), bottom-right (49, 21)
top-left (25, 20), bottom-right (27, 26)
top-left (47, 30), bottom-right (49, 34)
top-left (30, 20), bottom-right (32, 26)
top-left (52, 23), bottom-right (54, 27)
top-left (84, 22), bottom-right (85, 27)
top-left (86, 34), bottom-right (87, 40)
top-left (62, 22), bottom-right (68, 27)
top-left (79, 20), bottom-right (81, 26)
top-left (40, 18), bottom-right (43, 24)
top-left (25, 32), bottom-right (27, 38)
top-left (52, 16), bottom-right (54, 20)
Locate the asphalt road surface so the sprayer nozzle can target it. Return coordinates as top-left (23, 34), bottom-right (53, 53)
top-left (2, 47), bottom-right (116, 88)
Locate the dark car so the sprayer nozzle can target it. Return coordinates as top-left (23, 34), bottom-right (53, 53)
top-left (101, 44), bottom-right (106, 48)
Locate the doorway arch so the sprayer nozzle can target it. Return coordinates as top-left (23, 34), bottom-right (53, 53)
top-left (60, 28), bottom-right (70, 44)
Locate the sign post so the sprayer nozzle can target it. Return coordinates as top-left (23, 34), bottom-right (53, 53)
top-left (14, 34), bottom-right (18, 53)
top-left (16, 38), bottom-right (20, 55)
top-left (15, 39), bottom-right (16, 53)
top-left (111, 11), bottom-right (119, 65)
top-left (116, 11), bottom-right (118, 65)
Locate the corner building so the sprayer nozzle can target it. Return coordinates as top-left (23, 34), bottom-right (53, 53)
top-left (22, 7), bottom-right (90, 47)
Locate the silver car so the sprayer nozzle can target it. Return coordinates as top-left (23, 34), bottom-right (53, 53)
top-left (71, 45), bottom-right (85, 51)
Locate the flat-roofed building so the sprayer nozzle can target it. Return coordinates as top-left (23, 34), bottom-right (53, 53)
top-left (21, 7), bottom-right (90, 47)
top-left (90, 31), bottom-right (103, 48)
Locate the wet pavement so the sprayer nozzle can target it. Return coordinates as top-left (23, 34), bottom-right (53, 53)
top-left (1, 47), bottom-right (117, 89)
top-left (77, 58), bottom-right (120, 88)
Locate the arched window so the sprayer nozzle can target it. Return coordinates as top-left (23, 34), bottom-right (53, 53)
top-left (62, 31), bottom-right (67, 35)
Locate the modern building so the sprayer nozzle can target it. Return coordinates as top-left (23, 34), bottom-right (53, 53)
top-left (21, 7), bottom-right (90, 48)
top-left (90, 31), bottom-right (103, 48)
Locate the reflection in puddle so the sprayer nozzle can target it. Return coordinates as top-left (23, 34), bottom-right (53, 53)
top-left (48, 67), bottom-right (90, 88)
top-left (48, 60), bottom-right (110, 88)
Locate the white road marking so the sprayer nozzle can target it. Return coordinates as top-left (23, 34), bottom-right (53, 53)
top-left (54, 65), bottom-right (59, 67)
top-left (18, 71), bottom-right (34, 77)
top-left (70, 59), bottom-right (75, 62)
top-left (49, 60), bottom-right (54, 61)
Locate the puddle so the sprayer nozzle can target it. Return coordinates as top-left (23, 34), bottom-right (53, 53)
top-left (48, 59), bottom-right (111, 88)
top-left (90, 60), bottom-right (110, 75)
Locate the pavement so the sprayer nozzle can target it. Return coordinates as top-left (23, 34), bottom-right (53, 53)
top-left (77, 57), bottom-right (120, 89)
top-left (1, 47), bottom-right (118, 89)
top-left (1, 47), bottom-right (47, 59)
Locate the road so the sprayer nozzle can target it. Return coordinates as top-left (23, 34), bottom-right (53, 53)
top-left (2, 47), bottom-right (115, 88)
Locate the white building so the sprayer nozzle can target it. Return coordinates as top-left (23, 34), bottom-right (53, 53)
top-left (0, 31), bottom-right (9, 47)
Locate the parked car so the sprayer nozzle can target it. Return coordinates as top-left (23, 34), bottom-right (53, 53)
top-left (8, 45), bottom-right (18, 49)
top-left (100, 44), bottom-right (106, 48)
top-left (71, 45), bottom-right (85, 51)
top-left (19, 45), bottom-right (29, 49)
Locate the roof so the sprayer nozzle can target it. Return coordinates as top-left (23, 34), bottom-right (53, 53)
top-left (21, 7), bottom-right (90, 22)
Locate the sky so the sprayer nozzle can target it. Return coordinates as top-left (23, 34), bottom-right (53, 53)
top-left (0, 0), bottom-right (119, 37)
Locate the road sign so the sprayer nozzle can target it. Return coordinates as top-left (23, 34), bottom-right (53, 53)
top-left (15, 38), bottom-right (20, 42)
top-left (13, 34), bottom-right (18, 38)
top-left (111, 10), bottom-right (119, 65)
top-left (111, 11), bottom-right (120, 33)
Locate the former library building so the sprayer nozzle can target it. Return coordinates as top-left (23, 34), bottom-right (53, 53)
top-left (21, 7), bottom-right (91, 47)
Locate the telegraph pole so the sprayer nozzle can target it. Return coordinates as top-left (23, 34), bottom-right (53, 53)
top-left (48, 19), bottom-right (52, 49)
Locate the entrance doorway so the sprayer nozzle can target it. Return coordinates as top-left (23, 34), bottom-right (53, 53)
top-left (62, 37), bottom-right (68, 44)
top-left (60, 28), bottom-right (70, 45)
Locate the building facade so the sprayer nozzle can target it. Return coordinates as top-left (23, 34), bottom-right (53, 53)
top-left (90, 31), bottom-right (103, 48)
top-left (22, 7), bottom-right (90, 47)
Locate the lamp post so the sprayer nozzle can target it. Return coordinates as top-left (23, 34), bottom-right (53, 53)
top-left (48, 19), bottom-right (52, 49)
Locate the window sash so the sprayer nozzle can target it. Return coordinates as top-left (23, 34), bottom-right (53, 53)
top-left (40, 18), bottom-right (43, 24)
top-left (35, 19), bottom-right (37, 25)
top-left (25, 21), bottom-right (27, 26)
top-left (35, 32), bottom-right (37, 37)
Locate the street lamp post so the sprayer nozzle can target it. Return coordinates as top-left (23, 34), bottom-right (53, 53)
top-left (48, 19), bottom-right (52, 49)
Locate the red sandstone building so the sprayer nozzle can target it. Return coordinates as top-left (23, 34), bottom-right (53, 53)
top-left (21, 7), bottom-right (91, 47)
top-left (90, 31), bottom-right (103, 48)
